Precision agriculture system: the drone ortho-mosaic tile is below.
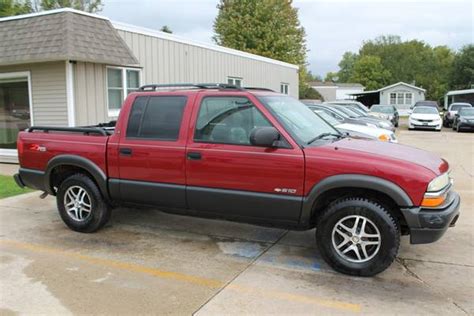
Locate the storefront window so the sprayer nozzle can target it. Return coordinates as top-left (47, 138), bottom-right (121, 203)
top-left (0, 75), bottom-right (30, 150)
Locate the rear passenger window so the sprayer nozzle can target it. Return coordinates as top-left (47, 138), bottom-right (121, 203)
top-left (126, 96), bottom-right (187, 140)
top-left (194, 96), bottom-right (272, 145)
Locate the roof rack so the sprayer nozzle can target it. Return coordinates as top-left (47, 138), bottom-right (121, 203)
top-left (243, 87), bottom-right (275, 92)
top-left (138, 83), bottom-right (244, 91)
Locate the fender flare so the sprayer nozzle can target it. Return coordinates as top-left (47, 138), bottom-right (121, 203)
top-left (299, 174), bottom-right (413, 226)
top-left (44, 155), bottom-right (109, 200)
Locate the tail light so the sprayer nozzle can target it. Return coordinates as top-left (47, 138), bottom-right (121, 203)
top-left (17, 136), bottom-right (24, 156)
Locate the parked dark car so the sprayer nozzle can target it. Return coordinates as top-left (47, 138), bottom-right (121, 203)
top-left (444, 102), bottom-right (472, 127)
top-left (410, 100), bottom-right (439, 111)
top-left (453, 107), bottom-right (474, 132)
top-left (369, 104), bottom-right (399, 127)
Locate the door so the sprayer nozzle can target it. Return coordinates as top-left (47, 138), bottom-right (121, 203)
top-left (116, 94), bottom-right (191, 208)
top-left (186, 93), bottom-right (305, 223)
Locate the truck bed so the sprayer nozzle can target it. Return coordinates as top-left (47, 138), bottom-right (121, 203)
top-left (17, 122), bottom-right (115, 173)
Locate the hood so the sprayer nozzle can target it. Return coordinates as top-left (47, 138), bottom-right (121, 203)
top-left (338, 123), bottom-right (393, 138)
top-left (410, 113), bottom-right (440, 120)
top-left (459, 115), bottom-right (474, 119)
top-left (369, 113), bottom-right (391, 120)
top-left (305, 138), bottom-right (448, 175)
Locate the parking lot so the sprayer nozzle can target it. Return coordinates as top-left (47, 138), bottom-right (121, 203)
top-left (0, 119), bottom-right (472, 315)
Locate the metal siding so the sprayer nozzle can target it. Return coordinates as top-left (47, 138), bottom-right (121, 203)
top-left (73, 62), bottom-right (110, 125)
top-left (0, 62), bottom-right (68, 126)
top-left (116, 29), bottom-right (298, 98)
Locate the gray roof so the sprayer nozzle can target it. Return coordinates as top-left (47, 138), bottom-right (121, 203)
top-left (0, 10), bottom-right (139, 67)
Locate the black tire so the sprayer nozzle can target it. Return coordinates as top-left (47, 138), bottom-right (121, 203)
top-left (56, 173), bottom-right (111, 233)
top-left (316, 197), bottom-right (400, 276)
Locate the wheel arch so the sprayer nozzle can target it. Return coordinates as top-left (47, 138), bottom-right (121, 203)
top-left (300, 174), bottom-right (413, 227)
top-left (44, 155), bottom-right (109, 200)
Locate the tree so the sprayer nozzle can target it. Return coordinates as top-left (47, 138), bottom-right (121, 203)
top-left (349, 55), bottom-right (391, 90)
top-left (213, 0), bottom-right (307, 66)
top-left (337, 52), bottom-right (357, 82)
top-left (40, 0), bottom-right (102, 13)
top-left (213, 0), bottom-right (307, 96)
top-left (324, 72), bottom-right (338, 82)
top-left (0, 0), bottom-right (34, 17)
top-left (160, 25), bottom-right (173, 34)
top-left (450, 45), bottom-right (474, 90)
top-left (299, 67), bottom-right (323, 100)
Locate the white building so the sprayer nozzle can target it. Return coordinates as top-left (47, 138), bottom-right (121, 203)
top-left (309, 82), bottom-right (364, 101)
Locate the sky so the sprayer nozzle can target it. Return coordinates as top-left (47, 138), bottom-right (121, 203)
top-left (101, 0), bottom-right (474, 77)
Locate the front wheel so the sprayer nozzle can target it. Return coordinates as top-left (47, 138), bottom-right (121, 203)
top-left (56, 174), bottom-right (111, 233)
top-left (316, 197), bottom-right (400, 276)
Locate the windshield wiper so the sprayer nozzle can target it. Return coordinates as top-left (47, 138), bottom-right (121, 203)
top-left (306, 133), bottom-right (343, 145)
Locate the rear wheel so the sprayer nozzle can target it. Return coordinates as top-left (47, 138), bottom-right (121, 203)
top-left (316, 197), bottom-right (400, 276)
top-left (56, 174), bottom-right (111, 233)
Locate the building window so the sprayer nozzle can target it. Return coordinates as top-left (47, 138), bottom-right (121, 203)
top-left (280, 83), bottom-right (289, 95)
top-left (227, 77), bottom-right (242, 87)
top-left (390, 93), bottom-right (397, 104)
top-left (0, 72), bottom-right (32, 152)
top-left (107, 67), bottom-right (141, 116)
top-left (397, 93), bottom-right (404, 105)
top-left (405, 93), bottom-right (412, 105)
top-left (390, 92), bottom-right (413, 105)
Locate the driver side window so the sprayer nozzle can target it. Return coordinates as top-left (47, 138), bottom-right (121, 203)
top-left (194, 96), bottom-right (272, 145)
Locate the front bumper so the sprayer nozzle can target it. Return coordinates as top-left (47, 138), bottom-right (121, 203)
top-left (458, 121), bottom-right (474, 130)
top-left (401, 191), bottom-right (460, 244)
top-left (409, 120), bottom-right (442, 130)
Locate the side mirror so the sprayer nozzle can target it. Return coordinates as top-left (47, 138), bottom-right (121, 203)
top-left (250, 127), bottom-right (281, 147)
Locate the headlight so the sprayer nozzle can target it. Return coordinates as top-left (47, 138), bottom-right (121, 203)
top-left (421, 173), bottom-right (451, 207)
top-left (378, 134), bottom-right (390, 142)
top-left (427, 173), bottom-right (450, 192)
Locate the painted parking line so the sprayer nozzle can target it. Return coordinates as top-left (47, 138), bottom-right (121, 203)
top-left (0, 239), bottom-right (361, 313)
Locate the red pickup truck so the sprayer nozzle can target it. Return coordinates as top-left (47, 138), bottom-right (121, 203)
top-left (14, 84), bottom-right (460, 276)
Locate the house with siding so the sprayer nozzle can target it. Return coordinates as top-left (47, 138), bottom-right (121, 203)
top-left (349, 82), bottom-right (426, 114)
top-left (0, 8), bottom-right (299, 162)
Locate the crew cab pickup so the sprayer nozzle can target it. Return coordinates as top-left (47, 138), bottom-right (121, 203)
top-left (14, 83), bottom-right (461, 276)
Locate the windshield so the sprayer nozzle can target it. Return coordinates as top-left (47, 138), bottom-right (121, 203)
top-left (451, 104), bottom-right (472, 111)
top-left (413, 106), bottom-right (439, 114)
top-left (313, 110), bottom-right (340, 125)
top-left (415, 101), bottom-right (438, 108)
top-left (258, 96), bottom-right (339, 144)
top-left (371, 105), bottom-right (394, 114)
top-left (335, 106), bottom-right (362, 118)
top-left (459, 108), bottom-right (474, 116)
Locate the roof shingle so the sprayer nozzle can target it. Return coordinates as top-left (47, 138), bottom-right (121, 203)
top-left (0, 11), bottom-right (139, 67)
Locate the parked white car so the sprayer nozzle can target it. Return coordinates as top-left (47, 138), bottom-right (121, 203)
top-left (408, 106), bottom-right (442, 131)
top-left (314, 110), bottom-right (398, 143)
